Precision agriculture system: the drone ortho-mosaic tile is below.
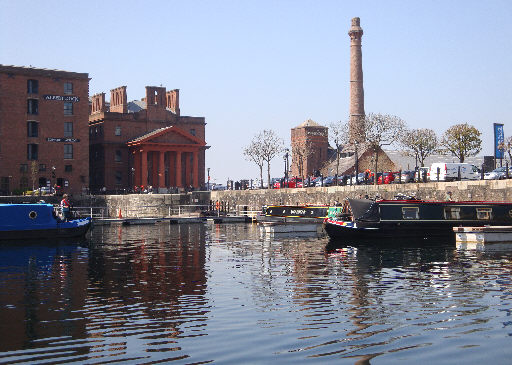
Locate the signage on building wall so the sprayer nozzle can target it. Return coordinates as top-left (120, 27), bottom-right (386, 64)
top-left (306, 130), bottom-right (327, 137)
top-left (46, 138), bottom-right (80, 142)
top-left (494, 123), bottom-right (504, 159)
top-left (43, 95), bottom-right (80, 102)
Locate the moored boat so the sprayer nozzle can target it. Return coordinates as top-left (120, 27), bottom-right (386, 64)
top-left (0, 203), bottom-right (92, 240)
top-left (324, 197), bottom-right (512, 241)
top-left (257, 204), bottom-right (328, 223)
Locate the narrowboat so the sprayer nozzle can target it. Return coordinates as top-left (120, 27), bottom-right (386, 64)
top-left (323, 197), bottom-right (512, 241)
top-left (0, 203), bottom-right (91, 240)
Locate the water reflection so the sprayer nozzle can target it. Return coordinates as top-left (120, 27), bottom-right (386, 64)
top-left (0, 224), bottom-right (511, 364)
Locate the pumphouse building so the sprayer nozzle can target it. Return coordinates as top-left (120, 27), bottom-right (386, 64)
top-left (89, 86), bottom-right (208, 193)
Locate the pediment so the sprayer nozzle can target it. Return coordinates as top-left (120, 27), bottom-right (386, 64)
top-left (128, 126), bottom-right (205, 146)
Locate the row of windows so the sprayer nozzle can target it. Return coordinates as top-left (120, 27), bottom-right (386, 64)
top-left (27, 121), bottom-right (73, 137)
top-left (90, 126), bottom-right (197, 137)
top-left (27, 99), bottom-right (74, 115)
top-left (27, 79), bottom-right (73, 95)
top-left (19, 164), bottom-right (73, 173)
top-left (401, 207), bottom-right (494, 220)
top-left (26, 144), bottom-right (73, 160)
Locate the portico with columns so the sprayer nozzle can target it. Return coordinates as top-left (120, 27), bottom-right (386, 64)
top-left (128, 126), bottom-right (206, 190)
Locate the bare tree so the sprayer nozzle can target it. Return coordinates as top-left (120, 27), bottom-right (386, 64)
top-left (243, 138), bottom-right (265, 188)
top-left (30, 161), bottom-right (38, 191)
top-left (440, 123), bottom-right (482, 163)
top-left (400, 128), bottom-right (438, 168)
top-left (246, 130), bottom-right (283, 189)
top-left (328, 120), bottom-right (350, 179)
top-left (355, 113), bottom-right (407, 184)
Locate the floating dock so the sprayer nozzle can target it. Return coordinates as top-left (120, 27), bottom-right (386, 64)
top-left (93, 216), bottom-right (252, 226)
top-left (454, 226), bottom-right (512, 250)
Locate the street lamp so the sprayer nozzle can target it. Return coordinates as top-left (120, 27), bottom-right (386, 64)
top-left (207, 168), bottom-right (210, 191)
top-left (131, 167), bottom-right (135, 193)
top-left (354, 142), bottom-right (359, 185)
top-left (284, 149), bottom-right (289, 182)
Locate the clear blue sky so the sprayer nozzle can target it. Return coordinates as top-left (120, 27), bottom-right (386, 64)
top-left (2, 0), bottom-right (511, 184)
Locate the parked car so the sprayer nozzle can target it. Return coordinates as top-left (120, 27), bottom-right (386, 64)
top-left (34, 186), bottom-right (55, 195)
top-left (399, 170), bottom-right (416, 183)
top-left (484, 166), bottom-right (512, 180)
top-left (415, 167), bottom-right (429, 182)
top-left (377, 172), bottom-right (396, 185)
top-left (427, 163), bottom-right (480, 181)
top-left (350, 173), bottom-right (366, 185)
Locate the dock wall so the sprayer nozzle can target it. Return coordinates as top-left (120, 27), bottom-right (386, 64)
top-left (210, 179), bottom-right (512, 211)
top-left (1, 180), bottom-right (511, 218)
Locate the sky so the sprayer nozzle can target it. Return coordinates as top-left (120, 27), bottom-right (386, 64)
top-left (1, 0), bottom-right (511, 185)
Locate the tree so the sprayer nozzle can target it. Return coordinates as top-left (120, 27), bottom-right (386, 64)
top-left (244, 130), bottom-right (283, 189)
top-left (440, 123), bottom-right (482, 163)
top-left (260, 130), bottom-right (284, 189)
top-left (243, 138), bottom-right (265, 188)
top-left (356, 113), bottom-right (407, 184)
top-left (328, 120), bottom-right (350, 180)
top-left (400, 128), bottom-right (438, 168)
top-left (30, 161), bottom-right (38, 191)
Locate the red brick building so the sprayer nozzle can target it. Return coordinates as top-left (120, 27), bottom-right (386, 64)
top-left (0, 65), bottom-right (90, 195)
top-left (89, 86), bottom-right (207, 193)
top-left (291, 119), bottom-right (328, 178)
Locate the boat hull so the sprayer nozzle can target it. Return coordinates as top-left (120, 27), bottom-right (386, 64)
top-left (0, 203), bottom-right (91, 241)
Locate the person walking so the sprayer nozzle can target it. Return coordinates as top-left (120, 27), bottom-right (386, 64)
top-left (60, 194), bottom-right (72, 221)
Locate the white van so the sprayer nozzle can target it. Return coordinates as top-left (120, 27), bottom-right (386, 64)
top-left (427, 163), bottom-right (481, 181)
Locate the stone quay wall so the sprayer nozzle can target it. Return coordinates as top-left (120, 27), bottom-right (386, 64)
top-left (2, 180), bottom-right (511, 218)
top-left (211, 180), bottom-right (512, 212)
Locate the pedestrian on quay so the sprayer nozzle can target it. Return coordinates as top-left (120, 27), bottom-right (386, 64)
top-left (60, 194), bottom-right (72, 221)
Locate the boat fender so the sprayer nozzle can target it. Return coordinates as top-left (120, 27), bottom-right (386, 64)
top-left (29, 211), bottom-right (37, 219)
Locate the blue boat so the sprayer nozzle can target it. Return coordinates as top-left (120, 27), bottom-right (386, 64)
top-left (0, 203), bottom-right (91, 240)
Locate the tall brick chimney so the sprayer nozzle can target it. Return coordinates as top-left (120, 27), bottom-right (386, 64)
top-left (348, 17), bottom-right (365, 143)
top-left (146, 86), bottom-right (167, 120)
top-left (110, 86), bottom-right (127, 113)
top-left (166, 89), bottom-right (180, 116)
top-left (91, 92), bottom-right (106, 114)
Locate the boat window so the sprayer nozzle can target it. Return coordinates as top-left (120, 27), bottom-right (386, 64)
top-left (29, 211), bottom-right (37, 219)
top-left (402, 207), bottom-right (419, 219)
top-left (476, 208), bottom-right (492, 220)
top-left (444, 207), bottom-right (461, 220)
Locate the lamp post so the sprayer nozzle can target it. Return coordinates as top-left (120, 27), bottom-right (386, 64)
top-left (354, 142), bottom-right (359, 185)
top-left (207, 168), bottom-right (210, 191)
top-left (51, 166), bottom-right (56, 194)
top-left (283, 149), bottom-right (289, 185)
top-left (131, 167), bottom-right (135, 193)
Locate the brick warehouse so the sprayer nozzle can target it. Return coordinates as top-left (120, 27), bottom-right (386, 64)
top-left (291, 119), bottom-right (329, 178)
top-left (89, 86), bottom-right (208, 193)
top-left (0, 65), bottom-right (90, 195)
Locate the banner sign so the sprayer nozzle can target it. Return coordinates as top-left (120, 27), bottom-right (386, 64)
top-left (494, 123), bottom-right (504, 159)
top-left (47, 138), bottom-right (80, 143)
top-left (43, 95), bottom-right (80, 102)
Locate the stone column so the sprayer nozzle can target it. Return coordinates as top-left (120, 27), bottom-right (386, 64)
top-left (158, 151), bottom-right (165, 188)
top-left (348, 17), bottom-right (365, 143)
top-left (193, 151), bottom-right (199, 188)
top-left (141, 150), bottom-right (148, 188)
top-left (176, 151), bottom-right (182, 187)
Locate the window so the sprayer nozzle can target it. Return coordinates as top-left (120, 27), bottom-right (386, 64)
top-left (402, 207), bottom-right (419, 219)
top-left (115, 126), bottom-right (121, 136)
top-left (115, 171), bottom-right (122, 185)
top-left (64, 122), bottom-right (73, 137)
top-left (19, 177), bottom-right (29, 190)
top-left (190, 129), bottom-right (196, 136)
top-left (27, 144), bottom-right (38, 160)
top-left (115, 150), bottom-right (122, 162)
top-left (27, 79), bottom-right (39, 94)
top-left (64, 144), bottom-right (73, 159)
top-left (27, 99), bottom-right (38, 115)
top-left (20, 164), bottom-right (28, 173)
top-left (39, 164), bottom-right (46, 172)
top-left (64, 102), bottom-right (73, 115)
top-left (444, 207), bottom-right (461, 220)
top-left (64, 165), bottom-right (72, 172)
top-left (476, 208), bottom-right (492, 220)
top-left (64, 82), bottom-right (73, 95)
top-left (27, 121), bottom-right (38, 137)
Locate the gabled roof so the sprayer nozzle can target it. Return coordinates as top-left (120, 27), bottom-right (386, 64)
top-left (295, 119), bottom-right (325, 128)
top-left (127, 126), bottom-right (206, 147)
